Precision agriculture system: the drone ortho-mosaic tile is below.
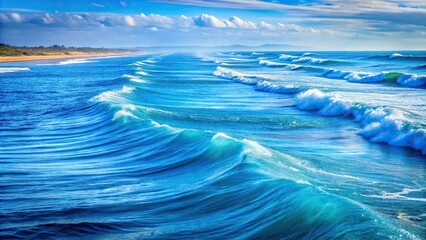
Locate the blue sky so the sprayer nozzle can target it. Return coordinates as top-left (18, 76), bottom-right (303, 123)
top-left (0, 0), bottom-right (425, 49)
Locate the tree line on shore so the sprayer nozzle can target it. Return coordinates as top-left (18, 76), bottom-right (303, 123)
top-left (0, 43), bottom-right (129, 56)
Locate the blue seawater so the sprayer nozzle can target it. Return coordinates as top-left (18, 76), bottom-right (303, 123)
top-left (0, 52), bottom-right (425, 239)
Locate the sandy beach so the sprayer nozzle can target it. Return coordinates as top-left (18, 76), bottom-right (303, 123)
top-left (0, 51), bottom-right (137, 63)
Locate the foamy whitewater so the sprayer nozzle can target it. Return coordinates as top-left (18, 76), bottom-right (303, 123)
top-left (1, 51), bottom-right (425, 239)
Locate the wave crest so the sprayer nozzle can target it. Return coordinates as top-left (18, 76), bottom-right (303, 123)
top-left (0, 67), bottom-right (30, 73)
top-left (279, 54), bottom-right (333, 65)
top-left (295, 89), bottom-right (426, 154)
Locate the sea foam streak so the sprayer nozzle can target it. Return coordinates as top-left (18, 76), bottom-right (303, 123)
top-left (38, 58), bottom-right (97, 66)
top-left (279, 54), bottom-right (334, 65)
top-left (0, 67), bottom-right (30, 73)
top-left (213, 66), bottom-right (258, 85)
top-left (122, 74), bottom-right (146, 83)
top-left (58, 58), bottom-right (96, 65)
top-left (295, 89), bottom-right (426, 154)
top-left (255, 81), bottom-right (305, 94)
top-left (214, 66), bottom-right (303, 93)
top-left (92, 85), bottom-right (135, 103)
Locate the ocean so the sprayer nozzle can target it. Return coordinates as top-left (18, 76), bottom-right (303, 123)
top-left (0, 51), bottom-right (425, 239)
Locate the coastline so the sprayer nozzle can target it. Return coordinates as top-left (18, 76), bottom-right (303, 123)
top-left (0, 51), bottom-right (139, 63)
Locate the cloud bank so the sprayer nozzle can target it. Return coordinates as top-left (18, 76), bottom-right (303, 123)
top-left (0, 11), bottom-right (321, 33)
top-left (0, 0), bottom-right (424, 50)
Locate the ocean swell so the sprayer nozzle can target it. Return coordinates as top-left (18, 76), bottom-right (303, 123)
top-left (258, 59), bottom-right (426, 87)
top-left (279, 54), bottom-right (337, 65)
top-left (322, 69), bottom-right (426, 87)
top-left (295, 89), bottom-right (426, 154)
top-left (214, 66), bottom-right (303, 94)
top-left (213, 66), bottom-right (426, 154)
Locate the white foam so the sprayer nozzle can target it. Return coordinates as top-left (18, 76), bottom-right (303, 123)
top-left (143, 59), bottom-right (156, 64)
top-left (293, 56), bottom-right (327, 64)
top-left (213, 66), bottom-right (257, 85)
top-left (0, 67), bottom-right (30, 73)
top-left (122, 74), bottom-right (145, 83)
top-left (92, 86), bottom-right (135, 102)
top-left (258, 59), bottom-right (287, 67)
top-left (389, 53), bottom-right (405, 59)
top-left (243, 139), bottom-right (272, 157)
top-left (322, 69), bottom-right (426, 87)
top-left (295, 179), bottom-right (312, 185)
top-left (113, 110), bottom-right (137, 120)
top-left (112, 104), bottom-right (138, 120)
top-left (131, 61), bottom-right (146, 66)
top-left (279, 54), bottom-right (328, 64)
top-left (279, 54), bottom-right (299, 61)
top-left (121, 86), bottom-right (135, 93)
top-left (150, 120), bottom-right (181, 132)
top-left (229, 57), bottom-right (246, 61)
top-left (212, 132), bottom-right (238, 141)
top-left (258, 59), bottom-right (301, 70)
top-left (136, 71), bottom-right (148, 76)
top-left (58, 58), bottom-right (96, 65)
top-left (364, 188), bottom-right (426, 202)
top-left (323, 69), bottom-right (385, 83)
top-left (294, 89), bottom-right (426, 154)
top-left (214, 66), bottom-right (305, 94)
top-left (397, 74), bottom-right (426, 87)
top-left (255, 81), bottom-right (303, 94)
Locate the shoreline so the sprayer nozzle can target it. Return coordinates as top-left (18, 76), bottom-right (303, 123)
top-left (0, 52), bottom-right (139, 63)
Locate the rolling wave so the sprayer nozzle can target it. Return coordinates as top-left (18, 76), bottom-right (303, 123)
top-left (389, 53), bottom-right (426, 60)
top-left (414, 64), bottom-right (426, 70)
top-left (366, 53), bottom-right (426, 61)
top-left (214, 66), bottom-right (304, 93)
top-left (322, 69), bottom-right (426, 87)
top-left (213, 66), bottom-right (426, 154)
top-left (295, 89), bottom-right (426, 154)
top-left (2, 53), bottom-right (425, 239)
top-left (258, 59), bottom-right (426, 87)
top-left (279, 53), bottom-right (340, 65)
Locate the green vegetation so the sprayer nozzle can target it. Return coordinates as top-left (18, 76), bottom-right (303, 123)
top-left (0, 43), bottom-right (129, 56)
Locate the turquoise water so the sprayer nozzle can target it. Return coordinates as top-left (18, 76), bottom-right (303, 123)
top-left (0, 51), bottom-right (425, 239)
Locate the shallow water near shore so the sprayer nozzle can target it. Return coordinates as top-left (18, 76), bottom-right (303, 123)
top-left (0, 51), bottom-right (425, 239)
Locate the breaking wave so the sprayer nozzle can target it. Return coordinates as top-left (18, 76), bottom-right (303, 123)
top-left (258, 60), bottom-right (426, 88)
top-left (279, 54), bottom-right (339, 65)
top-left (213, 66), bottom-right (426, 154)
top-left (0, 67), bottom-right (30, 73)
top-left (295, 89), bottom-right (426, 154)
top-left (389, 53), bottom-right (426, 60)
top-left (322, 69), bottom-right (426, 87)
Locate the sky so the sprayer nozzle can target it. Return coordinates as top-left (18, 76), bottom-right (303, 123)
top-left (0, 0), bottom-right (425, 50)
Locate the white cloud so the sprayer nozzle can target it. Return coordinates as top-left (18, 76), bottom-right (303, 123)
top-left (193, 14), bottom-right (227, 28)
top-left (258, 21), bottom-right (275, 31)
top-left (91, 3), bottom-right (105, 8)
top-left (192, 14), bottom-right (258, 29)
top-left (226, 16), bottom-right (257, 29)
top-left (138, 13), bottom-right (173, 28)
top-left (0, 11), bottom-right (331, 36)
top-left (155, 0), bottom-right (426, 27)
top-left (124, 15), bottom-right (135, 26)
